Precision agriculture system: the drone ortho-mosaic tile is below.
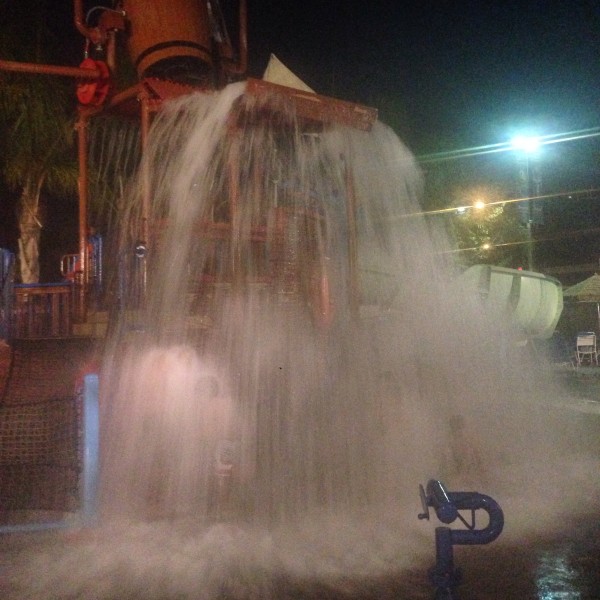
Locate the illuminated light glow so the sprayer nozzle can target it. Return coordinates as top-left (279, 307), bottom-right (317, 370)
top-left (481, 242), bottom-right (491, 250)
top-left (398, 187), bottom-right (600, 219)
top-left (473, 200), bottom-right (486, 210)
top-left (416, 126), bottom-right (600, 163)
top-left (510, 135), bottom-right (541, 153)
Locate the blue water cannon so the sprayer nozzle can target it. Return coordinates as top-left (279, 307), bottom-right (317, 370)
top-left (418, 479), bottom-right (504, 599)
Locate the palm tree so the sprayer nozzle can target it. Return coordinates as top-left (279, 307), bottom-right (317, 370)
top-left (0, 3), bottom-right (79, 283)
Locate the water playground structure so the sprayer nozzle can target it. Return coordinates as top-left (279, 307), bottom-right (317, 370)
top-left (1, 3), bottom-right (595, 599)
top-left (0, 0), bottom-right (564, 341)
top-left (1, 0), bottom-right (378, 333)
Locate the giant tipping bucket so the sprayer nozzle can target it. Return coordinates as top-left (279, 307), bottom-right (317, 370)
top-left (124, 0), bottom-right (214, 83)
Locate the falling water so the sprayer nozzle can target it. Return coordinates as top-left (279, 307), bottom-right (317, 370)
top-left (5, 81), bottom-right (599, 599)
top-left (100, 80), bottom-right (494, 524)
top-left (87, 115), bottom-right (141, 234)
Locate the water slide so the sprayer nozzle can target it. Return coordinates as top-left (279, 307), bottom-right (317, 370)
top-left (457, 264), bottom-right (563, 340)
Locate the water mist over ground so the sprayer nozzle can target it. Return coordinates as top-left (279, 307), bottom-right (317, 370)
top-left (4, 82), bottom-right (599, 599)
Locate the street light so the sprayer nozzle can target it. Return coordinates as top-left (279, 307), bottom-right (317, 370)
top-left (510, 135), bottom-right (541, 271)
top-left (510, 135), bottom-right (540, 154)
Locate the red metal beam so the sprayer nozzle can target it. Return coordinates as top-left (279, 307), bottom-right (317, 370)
top-left (245, 78), bottom-right (378, 131)
top-left (0, 59), bottom-right (100, 80)
top-left (75, 109), bottom-right (90, 321)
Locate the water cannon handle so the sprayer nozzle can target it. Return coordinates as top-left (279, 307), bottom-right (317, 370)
top-left (417, 484), bottom-right (430, 520)
top-left (425, 479), bottom-right (459, 524)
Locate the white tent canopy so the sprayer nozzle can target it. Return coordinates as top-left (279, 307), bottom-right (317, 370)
top-left (262, 54), bottom-right (315, 93)
top-left (562, 273), bottom-right (600, 332)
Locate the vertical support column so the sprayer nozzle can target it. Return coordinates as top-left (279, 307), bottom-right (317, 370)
top-left (76, 109), bottom-right (90, 321)
top-left (525, 155), bottom-right (535, 272)
top-left (228, 131), bottom-right (241, 286)
top-left (81, 373), bottom-right (100, 525)
top-left (136, 89), bottom-right (159, 310)
top-left (140, 90), bottom-right (152, 247)
top-left (343, 155), bottom-right (360, 320)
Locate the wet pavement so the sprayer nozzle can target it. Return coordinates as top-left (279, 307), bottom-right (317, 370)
top-left (361, 516), bottom-right (600, 600)
top-left (1, 508), bottom-right (599, 599)
top-left (437, 514), bottom-right (600, 600)
top-left (1, 342), bottom-right (599, 599)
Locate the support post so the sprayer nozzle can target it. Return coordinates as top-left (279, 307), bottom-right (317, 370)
top-left (343, 155), bottom-right (360, 320)
top-left (81, 373), bottom-right (100, 525)
top-left (140, 90), bottom-right (152, 247)
top-left (76, 109), bottom-right (90, 321)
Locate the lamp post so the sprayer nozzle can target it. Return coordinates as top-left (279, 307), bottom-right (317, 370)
top-left (511, 136), bottom-right (540, 271)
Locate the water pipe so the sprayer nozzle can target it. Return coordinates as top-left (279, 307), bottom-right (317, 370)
top-left (218, 0), bottom-right (248, 77)
top-left (0, 59), bottom-right (100, 79)
top-left (418, 479), bottom-right (504, 599)
top-left (74, 0), bottom-right (108, 46)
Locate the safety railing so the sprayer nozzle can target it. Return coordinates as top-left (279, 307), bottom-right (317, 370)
top-left (13, 282), bottom-right (73, 338)
top-left (0, 373), bottom-right (99, 533)
top-left (60, 253), bottom-right (79, 280)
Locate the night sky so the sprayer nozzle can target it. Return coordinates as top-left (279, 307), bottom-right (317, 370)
top-left (247, 1), bottom-right (600, 155)
top-left (39, 0), bottom-right (600, 154)
top-left (4, 0), bottom-right (600, 276)
top-left (245, 0), bottom-right (600, 273)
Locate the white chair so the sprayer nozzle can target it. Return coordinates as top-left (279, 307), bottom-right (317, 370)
top-left (575, 332), bottom-right (598, 366)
